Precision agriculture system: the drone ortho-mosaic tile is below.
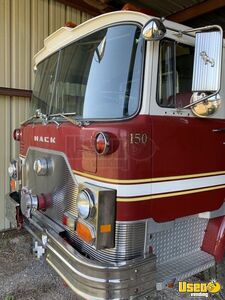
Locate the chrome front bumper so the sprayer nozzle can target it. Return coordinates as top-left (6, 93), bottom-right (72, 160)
top-left (45, 229), bottom-right (156, 300)
top-left (6, 195), bottom-right (156, 300)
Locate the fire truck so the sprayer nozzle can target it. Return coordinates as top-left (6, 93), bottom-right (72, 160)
top-left (6, 8), bottom-right (225, 299)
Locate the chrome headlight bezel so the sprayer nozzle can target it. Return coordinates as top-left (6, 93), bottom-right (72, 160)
top-left (76, 183), bottom-right (116, 250)
top-left (77, 189), bottom-right (95, 220)
top-left (8, 160), bottom-right (19, 179)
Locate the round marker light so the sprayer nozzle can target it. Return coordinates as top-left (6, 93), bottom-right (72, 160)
top-left (95, 132), bottom-right (110, 155)
top-left (77, 189), bottom-right (94, 220)
top-left (13, 128), bottom-right (21, 141)
top-left (65, 21), bottom-right (76, 28)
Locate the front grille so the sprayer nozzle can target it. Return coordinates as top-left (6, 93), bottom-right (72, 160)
top-left (23, 147), bottom-right (79, 225)
top-left (24, 147), bottom-right (145, 263)
top-left (67, 221), bottom-right (145, 263)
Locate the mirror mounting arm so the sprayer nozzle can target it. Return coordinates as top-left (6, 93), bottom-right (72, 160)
top-left (178, 91), bottom-right (218, 111)
top-left (181, 24), bottom-right (223, 37)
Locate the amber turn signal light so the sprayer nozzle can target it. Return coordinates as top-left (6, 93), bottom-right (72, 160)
top-left (10, 179), bottom-right (16, 190)
top-left (76, 220), bottom-right (95, 245)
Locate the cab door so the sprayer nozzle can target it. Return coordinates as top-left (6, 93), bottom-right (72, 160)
top-left (149, 32), bottom-right (225, 222)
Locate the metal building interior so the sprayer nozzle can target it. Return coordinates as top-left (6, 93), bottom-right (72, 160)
top-left (0, 0), bottom-right (223, 235)
top-left (57, 0), bottom-right (225, 29)
top-left (0, 0), bottom-right (224, 231)
top-left (1, 0), bottom-right (225, 299)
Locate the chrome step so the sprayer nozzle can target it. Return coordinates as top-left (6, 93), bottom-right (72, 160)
top-left (156, 250), bottom-right (215, 290)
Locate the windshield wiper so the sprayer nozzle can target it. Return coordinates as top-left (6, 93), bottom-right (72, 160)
top-left (21, 111), bottom-right (90, 127)
top-left (48, 112), bottom-right (76, 125)
top-left (48, 112), bottom-right (90, 126)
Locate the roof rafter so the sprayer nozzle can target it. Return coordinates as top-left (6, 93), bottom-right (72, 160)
top-left (168, 0), bottom-right (225, 23)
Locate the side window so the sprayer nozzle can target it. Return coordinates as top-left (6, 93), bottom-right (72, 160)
top-left (32, 52), bottom-right (59, 114)
top-left (157, 39), bottom-right (194, 108)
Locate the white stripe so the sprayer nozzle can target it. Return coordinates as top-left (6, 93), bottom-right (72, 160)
top-left (152, 174), bottom-right (225, 195)
top-left (75, 174), bottom-right (225, 198)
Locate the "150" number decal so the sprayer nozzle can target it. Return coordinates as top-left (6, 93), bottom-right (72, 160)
top-left (130, 133), bottom-right (148, 144)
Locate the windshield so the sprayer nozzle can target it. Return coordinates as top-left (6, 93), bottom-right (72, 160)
top-left (31, 24), bottom-right (144, 120)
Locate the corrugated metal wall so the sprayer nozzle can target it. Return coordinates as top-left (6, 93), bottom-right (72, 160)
top-left (0, 0), bottom-right (92, 230)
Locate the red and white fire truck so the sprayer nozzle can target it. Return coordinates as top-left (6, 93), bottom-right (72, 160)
top-left (6, 8), bottom-right (225, 299)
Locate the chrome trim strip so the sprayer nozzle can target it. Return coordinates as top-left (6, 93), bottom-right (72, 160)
top-left (32, 210), bottom-right (64, 234)
top-left (24, 224), bottom-right (43, 244)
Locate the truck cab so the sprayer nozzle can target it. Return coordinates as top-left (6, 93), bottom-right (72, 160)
top-left (6, 10), bottom-right (225, 299)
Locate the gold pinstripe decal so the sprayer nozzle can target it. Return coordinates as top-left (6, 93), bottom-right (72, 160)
top-left (117, 184), bottom-right (225, 202)
top-left (20, 153), bottom-right (225, 184)
top-left (20, 154), bottom-right (225, 202)
top-left (73, 169), bottom-right (225, 184)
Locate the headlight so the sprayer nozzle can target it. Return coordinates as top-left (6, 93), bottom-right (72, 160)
top-left (77, 189), bottom-right (95, 220)
top-left (76, 183), bottom-right (116, 250)
top-left (8, 160), bottom-right (17, 179)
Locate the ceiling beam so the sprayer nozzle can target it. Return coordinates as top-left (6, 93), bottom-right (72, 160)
top-left (168, 0), bottom-right (225, 23)
top-left (56, 0), bottom-right (100, 16)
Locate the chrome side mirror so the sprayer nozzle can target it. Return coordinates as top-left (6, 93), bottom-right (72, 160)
top-left (180, 25), bottom-right (223, 117)
top-left (142, 18), bottom-right (166, 41)
top-left (192, 30), bottom-right (223, 93)
top-left (191, 93), bottom-right (221, 117)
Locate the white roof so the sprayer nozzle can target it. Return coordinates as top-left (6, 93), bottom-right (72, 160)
top-left (34, 10), bottom-right (192, 67)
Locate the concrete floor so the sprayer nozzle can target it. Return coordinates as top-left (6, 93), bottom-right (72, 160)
top-left (0, 230), bottom-right (225, 300)
top-left (0, 230), bottom-right (76, 300)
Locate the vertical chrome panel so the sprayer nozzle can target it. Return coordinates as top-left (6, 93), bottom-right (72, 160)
top-left (192, 31), bottom-right (222, 92)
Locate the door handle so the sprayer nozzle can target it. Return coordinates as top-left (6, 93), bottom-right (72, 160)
top-left (212, 128), bottom-right (225, 133)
